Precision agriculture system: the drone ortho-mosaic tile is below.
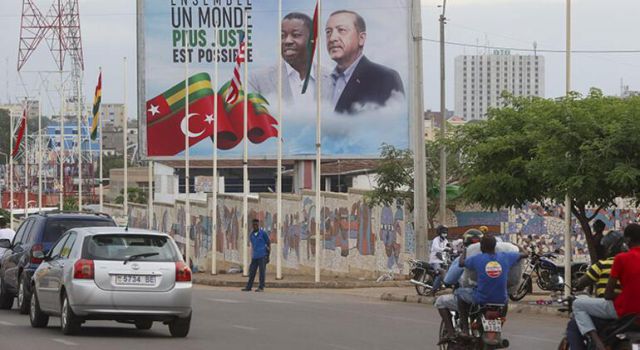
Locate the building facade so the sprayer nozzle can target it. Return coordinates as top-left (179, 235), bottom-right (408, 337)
top-left (455, 51), bottom-right (545, 121)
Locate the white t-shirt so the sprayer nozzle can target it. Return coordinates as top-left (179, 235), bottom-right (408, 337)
top-left (429, 236), bottom-right (449, 264)
top-left (0, 228), bottom-right (15, 257)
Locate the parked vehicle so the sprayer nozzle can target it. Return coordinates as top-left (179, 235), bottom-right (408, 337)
top-left (557, 294), bottom-right (640, 350)
top-left (0, 212), bottom-right (116, 314)
top-left (29, 227), bottom-right (192, 337)
top-left (439, 303), bottom-right (510, 350)
top-left (409, 247), bottom-right (456, 295)
top-left (508, 246), bottom-right (588, 301)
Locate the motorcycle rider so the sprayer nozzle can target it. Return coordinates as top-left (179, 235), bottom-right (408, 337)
top-left (457, 234), bottom-right (528, 336)
top-left (579, 223), bottom-right (640, 350)
top-left (429, 225), bottom-right (450, 295)
top-left (436, 229), bottom-right (483, 345)
top-left (565, 230), bottom-right (626, 350)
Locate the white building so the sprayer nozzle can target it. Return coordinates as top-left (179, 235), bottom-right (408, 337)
top-left (455, 51), bottom-right (545, 121)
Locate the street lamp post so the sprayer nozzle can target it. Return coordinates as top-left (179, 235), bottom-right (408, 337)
top-left (438, 0), bottom-right (448, 226)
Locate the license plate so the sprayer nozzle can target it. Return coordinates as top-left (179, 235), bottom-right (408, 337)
top-left (115, 275), bottom-right (156, 286)
top-left (482, 318), bottom-right (502, 333)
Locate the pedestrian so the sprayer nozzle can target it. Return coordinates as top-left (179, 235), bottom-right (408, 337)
top-left (0, 217), bottom-right (16, 257)
top-left (242, 219), bottom-right (271, 292)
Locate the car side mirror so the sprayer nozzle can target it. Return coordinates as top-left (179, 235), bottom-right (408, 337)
top-left (0, 239), bottom-right (10, 249)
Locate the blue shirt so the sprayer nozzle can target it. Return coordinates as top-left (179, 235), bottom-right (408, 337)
top-left (444, 257), bottom-right (464, 286)
top-left (465, 252), bottom-right (521, 305)
top-left (250, 229), bottom-right (271, 259)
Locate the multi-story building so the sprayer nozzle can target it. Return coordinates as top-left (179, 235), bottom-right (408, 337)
top-left (99, 103), bottom-right (126, 128)
top-left (455, 51), bottom-right (545, 121)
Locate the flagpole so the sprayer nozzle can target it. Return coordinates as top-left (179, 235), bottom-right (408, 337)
top-left (77, 73), bottom-right (83, 211)
top-left (211, 25), bottom-right (219, 276)
top-left (59, 72), bottom-right (65, 211)
top-left (99, 68), bottom-right (104, 213)
top-left (123, 57), bottom-right (129, 222)
top-left (242, 9), bottom-right (249, 277)
top-left (314, 0), bottom-right (322, 284)
top-left (24, 101), bottom-right (29, 217)
top-left (148, 160), bottom-right (153, 229)
top-left (184, 36), bottom-right (191, 267)
top-left (9, 107), bottom-right (14, 229)
top-left (38, 97), bottom-right (42, 211)
top-left (276, 0), bottom-right (283, 280)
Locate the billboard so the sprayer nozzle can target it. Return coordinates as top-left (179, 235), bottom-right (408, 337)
top-left (139, 0), bottom-right (413, 159)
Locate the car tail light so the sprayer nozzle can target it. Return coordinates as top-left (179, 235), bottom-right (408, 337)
top-left (31, 243), bottom-right (44, 264)
top-left (73, 259), bottom-right (94, 279)
top-left (175, 261), bottom-right (192, 282)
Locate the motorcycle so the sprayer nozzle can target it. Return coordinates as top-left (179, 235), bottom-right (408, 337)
top-left (439, 303), bottom-right (510, 350)
top-left (557, 294), bottom-right (640, 350)
top-left (409, 248), bottom-right (456, 296)
top-left (509, 246), bottom-right (588, 301)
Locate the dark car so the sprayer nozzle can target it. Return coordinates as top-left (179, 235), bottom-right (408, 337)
top-left (0, 212), bottom-right (116, 314)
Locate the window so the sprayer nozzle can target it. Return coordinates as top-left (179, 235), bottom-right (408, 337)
top-left (60, 233), bottom-right (77, 259)
top-left (43, 219), bottom-right (113, 243)
top-left (13, 219), bottom-right (33, 246)
top-left (83, 234), bottom-right (180, 262)
top-left (49, 234), bottom-right (69, 260)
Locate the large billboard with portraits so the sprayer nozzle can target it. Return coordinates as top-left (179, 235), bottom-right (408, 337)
top-left (138, 0), bottom-right (413, 159)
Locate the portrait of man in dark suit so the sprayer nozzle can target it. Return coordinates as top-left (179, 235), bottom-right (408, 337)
top-left (325, 10), bottom-right (405, 114)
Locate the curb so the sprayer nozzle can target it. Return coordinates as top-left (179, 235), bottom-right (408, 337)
top-left (379, 293), bottom-right (568, 317)
top-left (193, 277), bottom-right (408, 289)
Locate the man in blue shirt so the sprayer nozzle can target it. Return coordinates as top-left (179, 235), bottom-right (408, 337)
top-left (242, 219), bottom-right (271, 292)
top-left (458, 235), bottom-right (527, 336)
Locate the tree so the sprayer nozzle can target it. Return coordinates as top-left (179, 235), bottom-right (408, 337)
top-left (0, 109), bottom-right (51, 164)
top-left (102, 155), bottom-right (124, 179)
top-left (366, 140), bottom-right (464, 228)
top-left (115, 187), bottom-right (147, 205)
top-left (451, 90), bottom-right (640, 262)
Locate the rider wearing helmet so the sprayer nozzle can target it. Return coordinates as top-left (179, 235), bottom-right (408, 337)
top-left (435, 229), bottom-right (484, 345)
top-left (479, 226), bottom-right (489, 235)
top-left (567, 230), bottom-right (627, 350)
top-left (429, 225), bottom-right (450, 295)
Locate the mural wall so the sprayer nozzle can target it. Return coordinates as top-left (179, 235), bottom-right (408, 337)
top-left (108, 192), bottom-right (416, 276)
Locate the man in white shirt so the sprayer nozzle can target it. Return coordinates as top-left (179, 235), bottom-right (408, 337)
top-left (429, 225), bottom-right (450, 294)
top-left (0, 217), bottom-right (16, 258)
top-left (248, 12), bottom-right (332, 105)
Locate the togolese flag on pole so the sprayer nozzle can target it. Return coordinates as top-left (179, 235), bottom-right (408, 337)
top-left (90, 72), bottom-right (102, 140)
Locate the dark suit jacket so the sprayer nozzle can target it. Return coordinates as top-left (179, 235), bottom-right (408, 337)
top-left (334, 56), bottom-right (405, 114)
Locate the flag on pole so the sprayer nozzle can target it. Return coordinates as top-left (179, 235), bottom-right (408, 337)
top-left (90, 72), bottom-right (102, 140)
top-left (12, 107), bottom-right (27, 157)
top-left (225, 32), bottom-right (246, 104)
top-left (301, 1), bottom-right (319, 94)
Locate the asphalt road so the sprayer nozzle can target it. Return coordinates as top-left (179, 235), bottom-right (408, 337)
top-left (0, 285), bottom-right (568, 350)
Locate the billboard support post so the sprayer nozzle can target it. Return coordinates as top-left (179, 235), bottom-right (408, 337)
top-left (412, 0), bottom-right (428, 260)
top-left (276, 0), bottom-right (283, 281)
top-left (314, 0), bottom-right (323, 284)
top-left (212, 25), bottom-right (219, 276)
top-left (242, 10), bottom-right (249, 277)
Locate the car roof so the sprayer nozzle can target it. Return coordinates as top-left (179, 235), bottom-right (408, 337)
top-left (35, 212), bottom-right (113, 221)
top-left (71, 227), bottom-right (170, 238)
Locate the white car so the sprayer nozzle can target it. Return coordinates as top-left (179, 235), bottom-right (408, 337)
top-left (30, 227), bottom-right (192, 337)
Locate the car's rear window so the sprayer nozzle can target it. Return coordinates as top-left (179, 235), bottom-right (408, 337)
top-left (83, 234), bottom-right (180, 262)
top-left (43, 219), bottom-right (114, 243)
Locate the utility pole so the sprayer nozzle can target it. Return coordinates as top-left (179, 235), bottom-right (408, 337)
top-left (412, 0), bottom-right (428, 260)
top-left (438, 0), bottom-right (448, 226)
top-left (564, 0), bottom-right (572, 298)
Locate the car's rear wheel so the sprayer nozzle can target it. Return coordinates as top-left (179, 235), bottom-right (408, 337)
top-left (0, 277), bottom-right (14, 310)
top-left (135, 320), bottom-right (153, 330)
top-left (29, 290), bottom-right (49, 328)
top-left (168, 313), bottom-right (191, 338)
top-left (18, 274), bottom-right (30, 314)
top-left (60, 293), bottom-right (81, 335)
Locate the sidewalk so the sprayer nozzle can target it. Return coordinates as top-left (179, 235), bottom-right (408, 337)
top-left (192, 272), bottom-right (408, 289)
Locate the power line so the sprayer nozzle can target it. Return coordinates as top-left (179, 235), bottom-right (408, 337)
top-left (422, 38), bottom-right (640, 54)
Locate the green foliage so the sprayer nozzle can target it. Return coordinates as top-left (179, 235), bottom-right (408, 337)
top-left (451, 90), bottom-right (640, 261)
top-left (102, 155), bottom-right (124, 179)
top-left (366, 140), bottom-right (464, 227)
top-left (0, 109), bottom-right (51, 163)
top-left (115, 187), bottom-right (148, 205)
top-left (63, 196), bottom-right (78, 211)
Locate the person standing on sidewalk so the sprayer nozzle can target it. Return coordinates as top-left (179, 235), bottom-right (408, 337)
top-left (242, 219), bottom-right (271, 292)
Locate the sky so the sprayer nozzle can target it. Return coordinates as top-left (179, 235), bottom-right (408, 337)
top-left (1, 0), bottom-right (640, 118)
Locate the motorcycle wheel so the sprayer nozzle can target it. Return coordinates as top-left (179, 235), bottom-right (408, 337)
top-left (415, 271), bottom-right (434, 296)
top-left (509, 274), bottom-right (532, 302)
top-left (557, 337), bottom-right (569, 350)
top-left (439, 320), bottom-right (450, 350)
